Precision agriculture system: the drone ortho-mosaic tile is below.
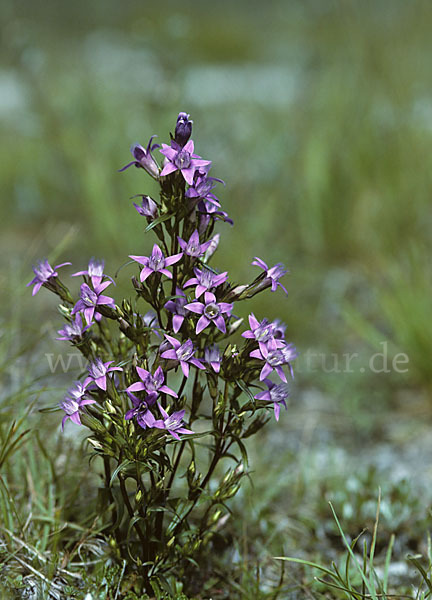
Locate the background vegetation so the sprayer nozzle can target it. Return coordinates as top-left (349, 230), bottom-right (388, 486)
top-left (1, 0), bottom-right (432, 597)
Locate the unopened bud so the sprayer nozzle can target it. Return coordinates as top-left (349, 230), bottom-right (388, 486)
top-left (174, 112), bottom-right (193, 147)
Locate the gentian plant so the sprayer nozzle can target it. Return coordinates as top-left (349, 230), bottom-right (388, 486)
top-left (30, 112), bottom-right (297, 593)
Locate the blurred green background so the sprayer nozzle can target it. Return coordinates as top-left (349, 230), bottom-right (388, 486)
top-left (2, 0), bottom-right (432, 426)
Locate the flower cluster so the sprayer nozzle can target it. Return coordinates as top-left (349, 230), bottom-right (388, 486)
top-left (30, 112), bottom-right (297, 581)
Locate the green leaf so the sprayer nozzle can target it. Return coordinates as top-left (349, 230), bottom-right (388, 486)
top-left (235, 379), bottom-right (255, 404)
top-left (109, 459), bottom-right (133, 487)
top-left (144, 212), bottom-right (173, 233)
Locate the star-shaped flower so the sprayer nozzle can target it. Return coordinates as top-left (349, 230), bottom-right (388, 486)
top-left (184, 267), bottom-right (228, 299)
top-left (60, 381), bottom-right (95, 430)
top-left (71, 281), bottom-right (115, 325)
top-left (84, 358), bottom-right (123, 391)
top-left (177, 229), bottom-right (212, 258)
top-left (161, 335), bottom-right (205, 377)
top-left (242, 313), bottom-right (285, 353)
top-left (129, 244), bottom-right (182, 283)
top-left (72, 258), bottom-right (114, 288)
top-left (250, 340), bottom-right (297, 383)
top-left (159, 140), bottom-right (211, 185)
top-left (125, 391), bottom-right (158, 429)
top-left (252, 257), bottom-right (288, 295)
top-left (152, 405), bottom-right (194, 441)
top-left (185, 291), bottom-right (233, 335)
top-left (254, 378), bottom-right (290, 421)
top-left (57, 313), bottom-right (91, 341)
top-left (27, 259), bottom-right (71, 296)
top-left (126, 366), bottom-right (177, 398)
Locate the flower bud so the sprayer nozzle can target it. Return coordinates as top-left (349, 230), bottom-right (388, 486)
top-left (174, 112), bottom-right (193, 147)
top-left (203, 233), bottom-right (220, 263)
top-left (133, 195), bottom-right (158, 219)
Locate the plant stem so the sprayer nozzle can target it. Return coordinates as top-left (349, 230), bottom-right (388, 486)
top-left (118, 473), bottom-right (147, 550)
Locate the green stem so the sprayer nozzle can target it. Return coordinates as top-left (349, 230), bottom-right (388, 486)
top-left (103, 457), bottom-right (122, 548)
top-left (118, 473), bottom-right (147, 550)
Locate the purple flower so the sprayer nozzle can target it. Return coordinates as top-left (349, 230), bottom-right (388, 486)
top-left (250, 340), bottom-right (297, 383)
top-left (125, 391), bottom-right (158, 429)
top-left (126, 365), bottom-right (177, 398)
top-left (242, 313), bottom-right (285, 353)
top-left (204, 344), bottom-right (222, 373)
top-left (174, 112), bottom-right (193, 147)
top-left (129, 244), bottom-right (182, 283)
top-left (72, 258), bottom-right (114, 288)
top-left (119, 136), bottom-right (160, 179)
top-left (27, 259), bottom-right (71, 296)
top-left (71, 281), bottom-right (115, 325)
top-left (164, 288), bottom-right (188, 333)
top-left (159, 140), bottom-right (211, 185)
top-left (132, 195), bottom-right (158, 218)
top-left (252, 257), bottom-right (288, 295)
top-left (57, 313), bottom-right (91, 341)
top-left (254, 378), bottom-right (290, 421)
top-left (177, 229), bottom-right (212, 258)
top-left (197, 200), bottom-right (234, 227)
top-left (184, 266), bottom-right (228, 299)
top-left (185, 170), bottom-right (223, 209)
top-left (153, 405), bottom-right (194, 441)
top-left (60, 381), bottom-right (95, 430)
top-left (161, 335), bottom-right (205, 377)
top-left (185, 292), bottom-right (233, 335)
top-left (84, 358), bottom-right (123, 391)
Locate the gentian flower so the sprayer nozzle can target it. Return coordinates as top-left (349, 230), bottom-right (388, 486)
top-left (72, 258), bottom-right (114, 287)
top-left (254, 378), bottom-right (290, 421)
top-left (161, 335), bottom-right (205, 377)
top-left (126, 365), bottom-right (177, 397)
top-left (184, 266), bottom-right (228, 299)
top-left (164, 288), bottom-right (188, 333)
top-left (132, 195), bottom-right (158, 219)
top-left (250, 339), bottom-right (297, 383)
top-left (174, 112), bottom-right (193, 147)
top-left (186, 170), bottom-right (223, 209)
top-left (84, 358), bottom-right (123, 391)
top-left (57, 313), bottom-right (91, 341)
top-left (27, 259), bottom-right (71, 296)
top-left (129, 244), bottom-right (182, 283)
top-left (242, 313), bottom-right (285, 353)
top-left (60, 381), bottom-right (95, 430)
top-left (204, 344), bottom-right (222, 373)
top-left (177, 229), bottom-right (212, 258)
top-left (159, 140), bottom-right (211, 185)
top-left (125, 391), bottom-right (158, 429)
top-left (252, 257), bottom-right (288, 295)
top-left (71, 281), bottom-right (115, 324)
top-left (153, 405), bottom-right (194, 440)
top-left (119, 137), bottom-right (160, 179)
top-left (185, 292), bottom-right (233, 335)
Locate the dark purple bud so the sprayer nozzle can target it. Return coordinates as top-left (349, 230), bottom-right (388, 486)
top-left (197, 212), bottom-right (211, 236)
top-left (174, 112), bottom-right (193, 147)
top-left (133, 195), bottom-right (158, 218)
